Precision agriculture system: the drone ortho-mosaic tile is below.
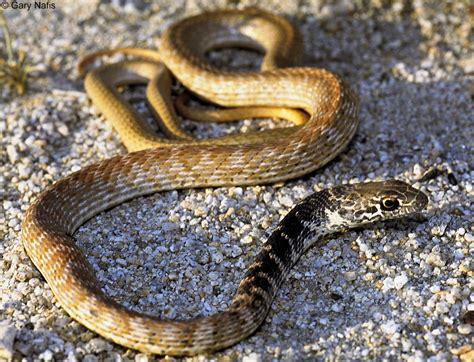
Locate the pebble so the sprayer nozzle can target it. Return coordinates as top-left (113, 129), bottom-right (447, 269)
top-left (86, 338), bottom-right (112, 353)
top-left (6, 145), bottom-right (19, 163)
top-left (135, 353), bottom-right (149, 362)
top-left (394, 274), bottom-right (409, 290)
top-left (435, 301), bottom-right (450, 314)
top-left (457, 324), bottom-right (472, 335)
top-left (278, 195), bottom-right (294, 208)
top-left (381, 320), bottom-right (400, 335)
top-left (382, 277), bottom-right (395, 292)
top-left (426, 252), bottom-right (446, 267)
top-left (38, 349), bottom-right (54, 361)
top-left (0, 321), bottom-right (16, 360)
top-left (343, 271), bottom-right (357, 281)
top-left (242, 353), bottom-right (262, 362)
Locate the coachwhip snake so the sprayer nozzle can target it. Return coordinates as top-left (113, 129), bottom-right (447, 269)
top-left (21, 8), bottom-right (428, 356)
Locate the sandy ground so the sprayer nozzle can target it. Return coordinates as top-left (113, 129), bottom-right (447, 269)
top-left (1, 0), bottom-right (472, 361)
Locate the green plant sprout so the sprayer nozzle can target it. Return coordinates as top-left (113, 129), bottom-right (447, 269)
top-left (0, 10), bottom-right (31, 95)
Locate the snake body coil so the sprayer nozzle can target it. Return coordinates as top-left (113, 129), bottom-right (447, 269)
top-left (22, 9), bottom-right (428, 356)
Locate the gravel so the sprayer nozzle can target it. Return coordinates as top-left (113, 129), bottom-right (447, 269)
top-left (1, 0), bottom-right (472, 361)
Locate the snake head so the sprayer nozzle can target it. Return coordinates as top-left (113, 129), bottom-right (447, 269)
top-left (324, 180), bottom-right (428, 230)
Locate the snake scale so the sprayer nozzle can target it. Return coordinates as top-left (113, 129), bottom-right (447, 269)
top-left (21, 8), bottom-right (428, 356)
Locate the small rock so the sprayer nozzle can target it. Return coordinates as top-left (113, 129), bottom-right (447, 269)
top-left (413, 164), bottom-right (425, 177)
top-left (343, 271), bottom-right (357, 281)
top-left (38, 349), bottom-right (54, 361)
top-left (278, 196), bottom-right (293, 208)
top-left (86, 337), bottom-right (112, 353)
top-left (394, 274), bottom-right (409, 290)
top-left (435, 301), bottom-right (450, 314)
top-left (446, 278), bottom-right (458, 286)
top-left (458, 324), bottom-right (472, 335)
top-left (17, 164), bottom-right (32, 179)
top-left (208, 272), bottom-right (219, 281)
top-left (382, 277), bottom-right (395, 292)
top-left (135, 353), bottom-right (150, 362)
top-left (460, 58), bottom-right (474, 74)
top-left (331, 303), bottom-right (343, 313)
top-left (464, 233), bottom-right (474, 243)
top-left (426, 253), bottom-right (446, 267)
top-left (0, 320), bottom-right (16, 360)
top-left (6, 145), bottom-right (19, 163)
top-left (242, 352), bottom-right (262, 362)
top-left (241, 235), bottom-right (253, 244)
top-left (381, 320), bottom-right (400, 335)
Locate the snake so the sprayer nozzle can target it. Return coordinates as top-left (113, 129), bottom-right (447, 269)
top-left (21, 8), bottom-right (429, 356)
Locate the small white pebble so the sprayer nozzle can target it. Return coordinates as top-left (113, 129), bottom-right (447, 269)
top-left (464, 233), bottom-right (474, 242)
top-left (445, 293), bottom-right (456, 304)
top-left (38, 349), bottom-right (54, 361)
top-left (359, 242), bottom-right (368, 252)
top-left (17, 164), bottom-right (31, 179)
top-left (457, 324), bottom-right (472, 335)
top-left (263, 192), bottom-right (272, 204)
top-left (242, 352), bottom-right (262, 362)
top-left (57, 123), bottom-right (69, 136)
top-left (278, 196), bottom-right (293, 208)
top-left (6, 145), bottom-right (19, 163)
top-left (381, 320), bottom-right (400, 335)
top-left (413, 164), bottom-right (424, 177)
top-left (446, 278), bottom-right (458, 286)
top-left (435, 301), bottom-right (450, 314)
top-left (394, 274), bottom-right (409, 290)
top-left (382, 277), bottom-right (395, 292)
top-left (135, 353), bottom-right (150, 362)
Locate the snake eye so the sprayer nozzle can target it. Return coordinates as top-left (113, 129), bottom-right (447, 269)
top-left (380, 197), bottom-right (400, 211)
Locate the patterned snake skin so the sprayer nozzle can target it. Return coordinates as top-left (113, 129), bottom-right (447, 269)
top-left (21, 9), bottom-right (428, 356)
